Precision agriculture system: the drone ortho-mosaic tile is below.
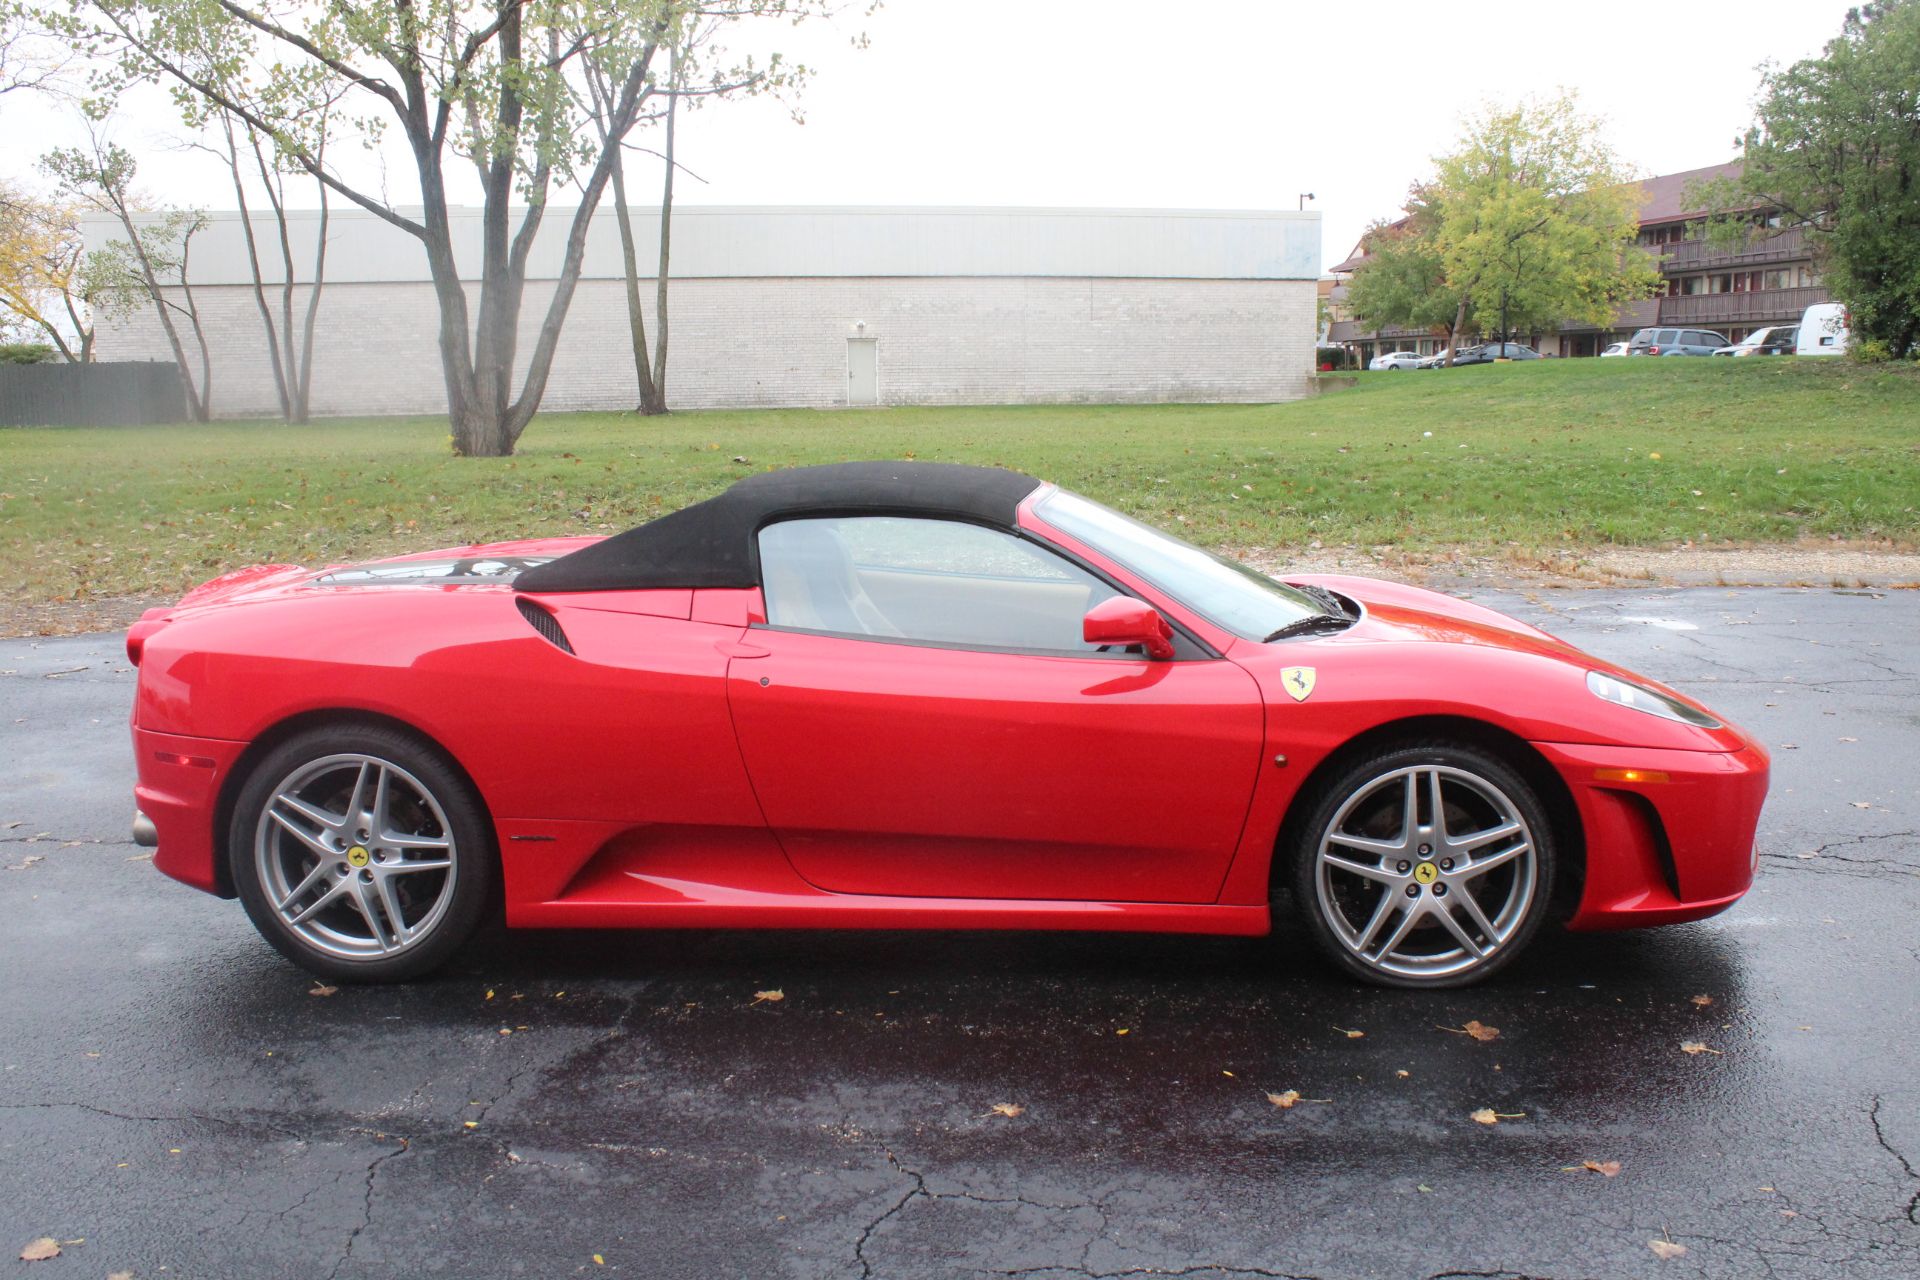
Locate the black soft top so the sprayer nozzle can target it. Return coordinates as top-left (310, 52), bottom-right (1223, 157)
top-left (514, 461), bottom-right (1044, 594)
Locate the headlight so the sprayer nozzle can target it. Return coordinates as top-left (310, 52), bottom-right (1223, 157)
top-left (1586, 671), bottom-right (1722, 729)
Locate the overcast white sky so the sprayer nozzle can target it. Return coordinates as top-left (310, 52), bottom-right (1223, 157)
top-left (0, 0), bottom-right (1862, 272)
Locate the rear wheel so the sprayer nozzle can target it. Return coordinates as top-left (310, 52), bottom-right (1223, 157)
top-left (1288, 743), bottom-right (1555, 988)
top-left (229, 724), bottom-right (494, 982)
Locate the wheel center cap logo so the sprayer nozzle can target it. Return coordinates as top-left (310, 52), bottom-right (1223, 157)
top-left (346, 846), bottom-right (371, 868)
top-left (1413, 861), bottom-right (1438, 885)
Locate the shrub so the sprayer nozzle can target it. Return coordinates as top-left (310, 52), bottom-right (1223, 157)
top-left (0, 343), bottom-right (56, 365)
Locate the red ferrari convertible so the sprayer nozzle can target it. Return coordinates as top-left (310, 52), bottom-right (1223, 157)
top-left (126, 462), bottom-right (1768, 988)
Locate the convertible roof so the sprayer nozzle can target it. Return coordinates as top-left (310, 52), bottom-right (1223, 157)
top-left (514, 461), bottom-right (1044, 593)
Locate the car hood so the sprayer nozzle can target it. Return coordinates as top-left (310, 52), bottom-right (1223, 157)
top-left (1271, 574), bottom-right (1748, 750)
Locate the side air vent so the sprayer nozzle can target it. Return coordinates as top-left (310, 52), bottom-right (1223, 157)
top-left (516, 598), bottom-right (575, 654)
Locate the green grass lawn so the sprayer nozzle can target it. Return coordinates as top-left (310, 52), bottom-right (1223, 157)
top-left (3, 356), bottom-right (1918, 606)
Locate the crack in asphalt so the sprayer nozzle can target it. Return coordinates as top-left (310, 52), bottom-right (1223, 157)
top-left (1869, 1096), bottom-right (1920, 1227)
top-left (999, 1266), bottom-right (1322, 1279)
top-left (855, 1148), bottom-right (929, 1279)
top-left (0, 1100), bottom-right (305, 1141)
top-left (326, 1132), bottom-right (410, 1280)
top-left (1761, 832), bottom-right (1920, 880)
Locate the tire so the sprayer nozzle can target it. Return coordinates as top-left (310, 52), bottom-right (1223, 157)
top-left (1286, 742), bottom-right (1556, 989)
top-left (229, 723), bottom-right (495, 982)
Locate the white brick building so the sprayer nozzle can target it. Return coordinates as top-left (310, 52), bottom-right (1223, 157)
top-left (89, 205), bottom-right (1322, 418)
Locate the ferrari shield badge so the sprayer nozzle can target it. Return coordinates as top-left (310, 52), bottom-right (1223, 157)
top-left (1281, 667), bottom-right (1317, 702)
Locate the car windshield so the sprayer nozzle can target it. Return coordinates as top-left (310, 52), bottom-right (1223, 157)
top-left (1035, 489), bottom-right (1334, 640)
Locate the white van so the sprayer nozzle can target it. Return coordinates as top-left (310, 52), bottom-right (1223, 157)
top-left (1796, 303), bottom-right (1850, 357)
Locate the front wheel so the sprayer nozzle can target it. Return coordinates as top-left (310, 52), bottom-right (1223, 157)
top-left (229, 724), bottom-right (495, 982)
top-left (1287, 743), bottom-right (1556, 988)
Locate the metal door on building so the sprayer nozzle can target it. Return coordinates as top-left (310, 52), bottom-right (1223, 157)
top-left (846, 338), bottom-right (878, 406)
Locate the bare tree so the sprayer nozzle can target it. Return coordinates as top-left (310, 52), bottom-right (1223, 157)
top-left (44, 137), bottom-right (214, 419)
top-left (584, 8), bottom-right (808, 417)
top-left (64, 0), bottom-right (829, 455)
top-left (196, 106), bottom-right (334, 422)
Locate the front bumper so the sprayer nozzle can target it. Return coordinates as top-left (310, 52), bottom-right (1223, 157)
top-left (1534, 741), bottom-right (1771, 930)
top-left (132, 727), bottom-right (247, 897)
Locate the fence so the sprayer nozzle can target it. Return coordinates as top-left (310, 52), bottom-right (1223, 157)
top-left (0, 361), bottom-right (188, 427)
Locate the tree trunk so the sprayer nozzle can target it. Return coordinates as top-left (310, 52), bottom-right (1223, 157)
top-left (223, 116), bottom-right (292, 420)
top-left (608, 145), bottom-right (659, 413)
top-left (641, 46), bottom-right (681, 417)
top-left (1447, 294), bottom-right (1471, 366)
top-left (293, 181), bottom-right (328, 424)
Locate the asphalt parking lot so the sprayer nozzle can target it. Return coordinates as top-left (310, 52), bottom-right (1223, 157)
top-left (2, 586), bottom-right (1916, 1279)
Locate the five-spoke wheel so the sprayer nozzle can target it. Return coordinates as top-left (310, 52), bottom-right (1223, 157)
top-left (1289, 743), bottom-right (1555, 987)
top-left (230, 725), bottom-right (494, 981)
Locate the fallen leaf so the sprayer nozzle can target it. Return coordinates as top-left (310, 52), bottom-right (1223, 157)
top-left (497, 1028), bottom-right (512, 1036)
top-left (309, 984), bottom-right (338, 997)
top-left (1266, 1090), bottom-right (1330, 1109)
top-left (1333, 1026), bottom-right (1364, 1039)
top-left (1394, 1070), bottom-right (1410, 1079)
top-left (987, 1103), bottom-right (1024, 1118)
top-left (18, 1238), bottom-right (59, 1261)
top-left (1582, 1160), bottom-right (1623, 1177)
top-left (110, 1272), bottom-right (133, 1280)
top-left (751, 989), bottom-right (784, 1005)
top-left (1649, 1240), bottom-right (1688, 1260)
top-left (5, 855), bottom-right (45, 871)
top-left (1679, 1041), bottom-right (1723, 1056)
top-left (1221, 1070), bottom-right (1235, 1078)
top-left (1850, 801), bottom-right (1871, 809)
top-left (1439, 1020), bottom-right (1499, 1041)
top-left (1690, 995), bottom-right (1712, 1006)
top-left (1469, 1108), bottom-right (1524, 1125)
top-left (1838, 736), bottom-right (1858, 743)
top-left (593, 1253), bottom-right (606, 1265)
top-left (463, 1121), bottom-right (478, 1129)
top-left (1115, 1028), bottom-right (1129, 1036)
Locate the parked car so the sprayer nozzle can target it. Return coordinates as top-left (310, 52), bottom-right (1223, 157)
top-left (1369, 351), bottom-right (1423, 371)
top-left (1416, 349), bottom-right (1455, 369)
top-left (1600, 342), bottom-right (1630, 358)
top-left (1713, 325), bottom-right (1797, 357)
top-left (1627, 327), bottom-right (1730, 357)
top-left (1450, 342), bottom-right (1543, 366)
top-left (125, 462), bottom-right (1767, 989)
top-left (1795, 303), bottom-right (1849, 357)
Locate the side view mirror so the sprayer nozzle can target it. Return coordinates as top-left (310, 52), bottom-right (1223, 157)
top-left (1083, 595), bottom-right (1175, 660)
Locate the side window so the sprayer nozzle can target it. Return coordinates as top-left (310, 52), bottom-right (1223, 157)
top-left (758, 516), bottom-right (1121, 654)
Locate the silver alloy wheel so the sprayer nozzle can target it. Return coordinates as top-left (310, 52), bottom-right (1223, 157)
top-left (1313, 764), bottom-right (1537, 981)
top-left (254, 752), bottom-right (458, 961)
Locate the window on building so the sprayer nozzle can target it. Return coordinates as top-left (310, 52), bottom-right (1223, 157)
top-left (1763, 269), bottom-right (1788, 291)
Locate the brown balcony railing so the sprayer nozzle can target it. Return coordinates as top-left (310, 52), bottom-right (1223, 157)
top-left (1659, 225), bottom-right (1809, 273)
top-left (1656, 285), bottom-right (1829, 328)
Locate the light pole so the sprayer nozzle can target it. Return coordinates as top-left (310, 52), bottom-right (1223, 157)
top-left (1298, 193), bottom-right (1315, 211)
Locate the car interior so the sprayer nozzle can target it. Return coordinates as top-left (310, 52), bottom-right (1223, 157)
top-left (759, 517), bottom-right (1120, 653)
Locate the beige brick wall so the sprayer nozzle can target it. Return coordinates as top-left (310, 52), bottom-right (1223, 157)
top-left (97, 275), bottom-right (1318, 418)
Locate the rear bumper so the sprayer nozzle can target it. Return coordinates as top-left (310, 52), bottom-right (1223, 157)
top-left (1534, 740), bottom-right (1770, 931)
top-left (132, 728), bottom-right (246, 897)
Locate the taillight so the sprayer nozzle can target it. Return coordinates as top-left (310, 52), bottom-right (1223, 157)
top-left (126, 608), bottom-right (171, 667)
top-left (1648, 346), bottom-right (1661, 355)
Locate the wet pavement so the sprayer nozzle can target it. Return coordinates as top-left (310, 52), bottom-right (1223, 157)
top-left (1, 586), bottom-right (1916, 1279)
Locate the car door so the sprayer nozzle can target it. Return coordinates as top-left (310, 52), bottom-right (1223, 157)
top-left (724, 515), bottom-right (1266, 903)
